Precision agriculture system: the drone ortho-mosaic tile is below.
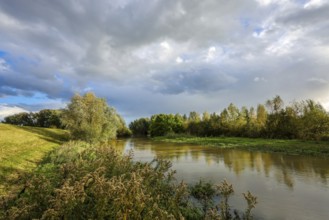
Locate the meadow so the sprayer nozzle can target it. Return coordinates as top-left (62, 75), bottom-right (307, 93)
top-left (0, 124), bottom-right (68, 195)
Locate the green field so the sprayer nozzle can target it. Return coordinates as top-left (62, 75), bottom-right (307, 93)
top-left (0, 124), bottom-right (68, 195)
top-left (153, 135), bottom-right (329, 157)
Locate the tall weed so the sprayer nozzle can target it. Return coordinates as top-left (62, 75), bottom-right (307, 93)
top-left (1, 142), bottom-right (257, 220)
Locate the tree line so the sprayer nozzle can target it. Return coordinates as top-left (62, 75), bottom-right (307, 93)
top-left (4, 94), bottom-right (329, 141)
top-left (129, 96), bottom-right (329, 140)
top-left (2, 109), bottom-right (63, 128)
top-left (2, 93), bottom-right (131, 141)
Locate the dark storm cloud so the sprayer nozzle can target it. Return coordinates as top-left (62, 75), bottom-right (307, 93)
top-left (277, 3), bottom-right (329, 26)
top-left (0, 0), bottom-right (329, 120)
top-left (151, 68), bottom-right (237, 94)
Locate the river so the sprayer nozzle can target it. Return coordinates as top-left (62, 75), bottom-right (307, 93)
top-left (113, 138), bottom-right (329, 220)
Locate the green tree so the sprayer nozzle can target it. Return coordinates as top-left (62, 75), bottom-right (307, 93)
top-left (266, 95), bottom-right (284, 114)
top-left (187, 112), bottom-right (202, 136)
top-left (115, 114), bottom-right (132, 137)
top-left (256, 104), bottom-right (267, 128)
top-left (219, 108), bottom-right (230, 135)
top-left (188, 111), bottom-right (201, 122)
top-left (149, 114), bottom-right (184, 137)
top-left (219, 103), bottom-right (242, 136)
top-left (36, 109), bottom-right (63, 128)
top-left (265, 96), bottom-right (284, 138)
top-left (299, 100), bottom-right (329, 140)
top-left (3, 112), bottom-right (34, 126)
top-left (129, 118), bottom-right (150, 136)
top-left (61, 93), bottom-right (119, 143)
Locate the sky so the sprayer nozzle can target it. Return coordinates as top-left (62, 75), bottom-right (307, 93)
top-left (0, 0), bottom-right (329, 123)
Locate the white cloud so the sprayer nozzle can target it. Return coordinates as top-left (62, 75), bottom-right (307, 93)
top-left (254, 77), bottom-right (267, 82)
top-left (255, 0), bottom-right (289, 7)
top-left (0, 58), bottom-right (9, 71)
top-left (0, 105), bottom-right (27, 120)
top-left (265, 29), bottom-right (302, 55)
top-left (304, 0), bottom-right (326, 9)
top-left (159, 41), bottom-right (173, 62)
top-left (307, 77), bottom-right (327, 84)
top-left (176, 56), bottom-right (183, 63)
top-left (205, 46), bottom-right (216, 62)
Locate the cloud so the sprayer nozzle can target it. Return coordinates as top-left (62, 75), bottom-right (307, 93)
top-left (304, 0), bottom-right (327, 9)
top-left (0, 104), bottom-right (27, 121)
top-left (151, 67), bottom-right (237, 94)
top-left (0, 0), bottom-right (329, 121)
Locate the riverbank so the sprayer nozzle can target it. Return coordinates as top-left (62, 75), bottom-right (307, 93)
top-left (1, 140), bottom-right (257, 219)
top-left (153, 136), bottom-right (329, 157)
top-left (0, 124), bottom-right (68, 196)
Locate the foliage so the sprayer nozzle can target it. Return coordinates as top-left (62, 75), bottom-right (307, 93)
top-left (36, 109), bottom-right (63, 128)
top-left (203, 180), bottom-right (257, 220)
top-left (0, 142), bottom-right (186, 219)
top-left (216, 180), bottom-right (234, 219)
top-left (3, 109), bottom-right (63, 128)
top-left (1, 142), bottom-right (258, 220)
top-left (190, 180), bottom-right (216, 217)
top-left (134, 96), bottom-right (329, 141)
top-left (3, 112), bottom-right (34, 126)
top-left (115, 114), bottom-right (132, 137)
top-left (242, 191), bottom-right (258, 220)
top-left (61, 92), bottom-right (121, 143)
top-left (149, 114), bottom-right (185, 137)
top-left (129, 117), bottom-right (150, 136)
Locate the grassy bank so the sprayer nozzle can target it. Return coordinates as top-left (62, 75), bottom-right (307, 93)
top-left (1, 141), bottom-right (256, 219)
top-left (0, 124), bottom-right (68, 195)
top-left (153, 135), bottom-right (329, 157)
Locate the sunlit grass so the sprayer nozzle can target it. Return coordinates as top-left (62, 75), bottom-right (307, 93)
top-left (0, 123), bottom-right (68, 195)
top-left (153, 135), bottom-right (329, 157)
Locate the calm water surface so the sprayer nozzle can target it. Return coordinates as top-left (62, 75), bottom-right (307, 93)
top-left (113, 139), bottom-right (329, 220)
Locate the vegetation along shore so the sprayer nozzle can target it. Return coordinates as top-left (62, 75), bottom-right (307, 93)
top-left (153, 135), bottom-right (329, 157)
top-left (1, 93), bottom-right (258, 219)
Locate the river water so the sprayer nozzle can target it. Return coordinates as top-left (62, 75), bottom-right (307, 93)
top-left (113, 138), bottom-right (329, 220)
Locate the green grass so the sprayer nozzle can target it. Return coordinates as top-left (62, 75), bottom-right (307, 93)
top-left (153, 135), bottom-right (329, 157)
top-left (0, 123), bottom-right (69, 195)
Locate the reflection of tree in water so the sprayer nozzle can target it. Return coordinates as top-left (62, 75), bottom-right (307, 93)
top-left (114, 139), bottom-right (329, 188)
top-left (218, 150), bottom-right (329, 189)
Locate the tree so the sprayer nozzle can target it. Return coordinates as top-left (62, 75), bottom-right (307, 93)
top-left (265, 96), bottom-right (284, 138)
top-left (61, 93), bottom-right (119, 143)
top-left (3, 112), bottom-right (34, 126)
top-left (186, 112), bottom-right (202, 136)
top-left (149, 114), bottom-right (184, 137)
top-left (129, 118), bottom-right (150, 136)
top-left (115, 114), bottom-right (132, 137)
top-left (256, 104), bottom-right (267, 136)
top-left (188, 111), bottom-right (201, 122)
top-left (299, 100), bottom-right (329, 140)
top-left (266, 95), bottom-right (284, 114)
top-left (219, 108), bottom-right (230, 135)
top-left (36, 109), bottom-right (63, 128)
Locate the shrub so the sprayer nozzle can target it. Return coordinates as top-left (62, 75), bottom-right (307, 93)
top-left (1, 142), bottom-right (257, 220)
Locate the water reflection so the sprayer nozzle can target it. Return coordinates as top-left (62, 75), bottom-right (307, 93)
top-left (113, 139), bottom-right (329, 189)
top-left (112, 139), bottom-right (329, 219)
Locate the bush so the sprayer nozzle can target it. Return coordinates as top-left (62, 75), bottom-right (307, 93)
top-left (1, 142), bottom-right (189, 219)
top-left (1, 142), bottom-right (257, 220)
